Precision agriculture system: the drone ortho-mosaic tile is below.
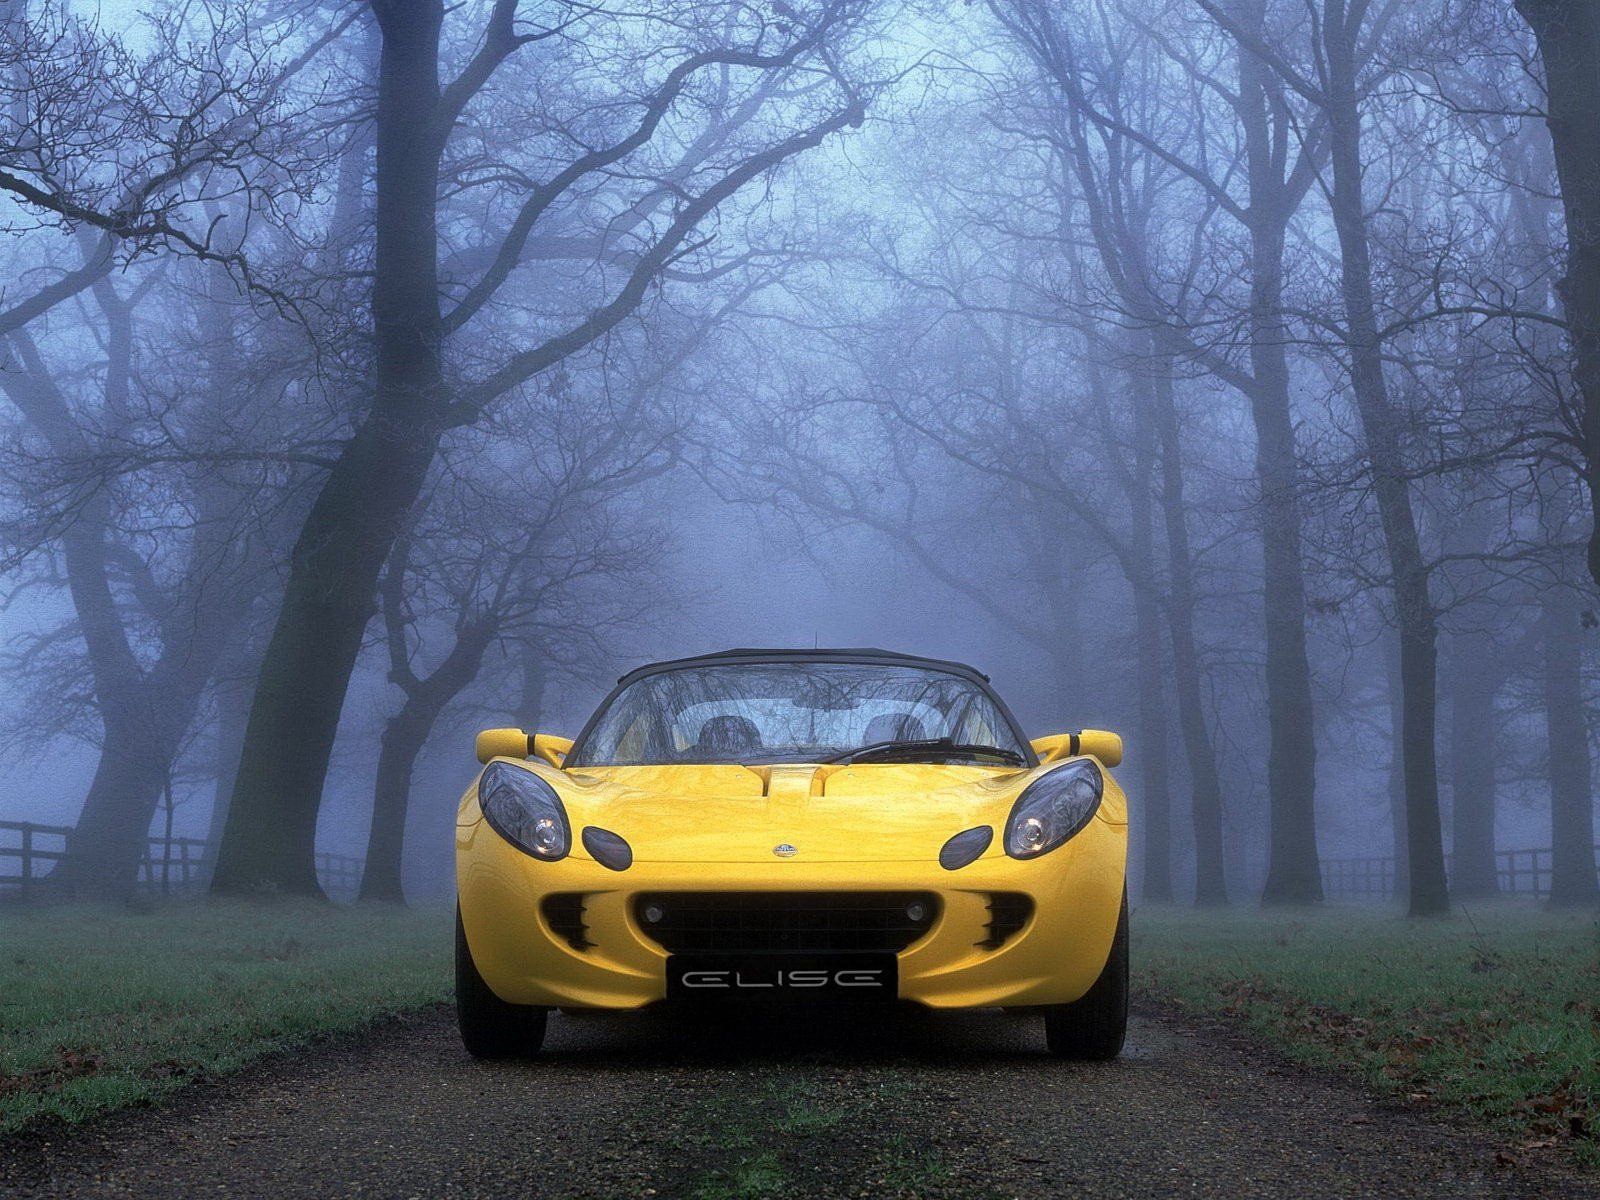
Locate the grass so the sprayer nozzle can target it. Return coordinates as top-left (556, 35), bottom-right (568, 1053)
top-left (678, 1077), bottom-right (865, 1198)
top-left (1133, 901), bottom-right (1600, 1168)
top-left (7, 893), bottom-right (1593, 1180)
top-left (664, 1074), bottom-right (944, 1200)
top-left (693, 1152), bottom-right (787, 1200)
top-left (0, 900), bottom-right (451, 1134)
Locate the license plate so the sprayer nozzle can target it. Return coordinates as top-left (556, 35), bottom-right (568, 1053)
top-left (665, 952), bottom-right (898, 1000)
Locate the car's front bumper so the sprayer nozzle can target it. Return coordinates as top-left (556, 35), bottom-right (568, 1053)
top-left (457, 813), bottom-right (1127, 1011)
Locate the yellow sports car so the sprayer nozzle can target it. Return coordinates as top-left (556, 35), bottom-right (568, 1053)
top-left (455, 648), bottom-right (1128, 1059)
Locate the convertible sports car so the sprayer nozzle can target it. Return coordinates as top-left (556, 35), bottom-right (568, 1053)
top-left (455, 648), bottom-right (1128, 1059)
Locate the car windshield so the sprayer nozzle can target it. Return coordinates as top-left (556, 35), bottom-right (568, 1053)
top-left (568, 661), bottom-right (1029, 766)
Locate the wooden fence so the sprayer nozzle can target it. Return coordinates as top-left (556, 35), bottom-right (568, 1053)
top-left (4, 816), bottom-right (1587, 906)
top-left (1321, 845), bottom-right (1600, 901)
top-left (1319, 854), bottom-right (1396, 901)
top-left (0, 820), bottom-right (366, 902)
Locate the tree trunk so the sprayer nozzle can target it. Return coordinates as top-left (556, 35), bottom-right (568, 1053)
top-left (1131, 582), bottom-right (1174, 904)
top-left (159, 770), bottom-right (175, 895)
top-left (204, 657), bottom-right (256, 871)
top-left (213, 0), bottom-right (448, 896)
top-left (361, 619), bottom-right (497, 903)
top-left (56, 628), bottom-right (232, 900)
top-left (519, 651), bottom-right (548, 731)
top-left (1321, 2), bottom-right (1448, 916)
top-left (1383, 630), bottom-right (1409, 900)
top-left (360, 703), bottom-right (436, 905)
top-left (1235, 26), bottom-right (1321, 901)
top-left (39, 513), bottom-right (162, 899)
top-left (36, 508), bottom-right (224, 899)
top-left (1038, 528), bottom-right (1087, 735)
top-left (1248, 220), bottom-right (1321, 906)
top-left (49, 716), bottom-right (176, 899)
top-left (1446, 633), bottom-right (1500, 899)
top-left (1542, 587), bottom-right (1599, 907)
top-left (1128, 403), bottom-right (1175, 904)
top-left (1148, 357), bottom-right (1228, 906)
top-left (0, 348), bottom-right (184, 899)
top-left (1515, 0), bottom-right (1600, 591)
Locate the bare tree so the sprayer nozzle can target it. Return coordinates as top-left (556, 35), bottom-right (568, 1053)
top-left (359, 375), bottom-right (676, 903)
top-left (1513, 1), bottom-right (1600, 593)
top-left (1195, 0), bottom-right (1451, 914)
top-left (0, 0), bottom-right (350, 317)
top-left (0, 266), bottom-right (294, 897)
top-left (213, 0), bottom-right (874, 896)
top-left (986, 0), bottom-right (1326, 904)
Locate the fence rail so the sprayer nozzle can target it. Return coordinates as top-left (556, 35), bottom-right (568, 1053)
top-left (4, 816), bottom-right (1587, 906)
top-left (0, 820), bottom-right (365, 902)
top-left (1321, 845), bottom-right (1600, 901)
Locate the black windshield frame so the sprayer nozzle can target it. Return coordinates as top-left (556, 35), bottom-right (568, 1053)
top-left (564, 650), bottom-right (1038, 768)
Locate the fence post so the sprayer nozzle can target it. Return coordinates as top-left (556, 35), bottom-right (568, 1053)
top-left (20, 824), bottom-right (32, 893)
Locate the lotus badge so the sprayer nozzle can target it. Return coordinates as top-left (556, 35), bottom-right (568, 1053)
top-left (773, 843), bottom-right (798, 858)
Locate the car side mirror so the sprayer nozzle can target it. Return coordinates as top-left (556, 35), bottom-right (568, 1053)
top-left (1031, 729), bottom-right (1123, 768)
top-left (1078, 729), bottom-right (1122, 767)
top-left (475, 729), bottom-right (573, 767)
top-left (532, 733), bottom-right (573, 767)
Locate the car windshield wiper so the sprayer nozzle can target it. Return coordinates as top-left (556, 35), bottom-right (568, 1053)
top-left (822, 737), bottom-right (1026, 766)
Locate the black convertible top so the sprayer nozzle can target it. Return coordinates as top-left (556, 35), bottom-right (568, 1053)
top-left (567, 645), bottom-right (1032, 767)
top-left (615, 647), bottom-right (992, 685)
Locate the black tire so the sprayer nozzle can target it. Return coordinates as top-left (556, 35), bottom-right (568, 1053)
top-left (456, 906), bottom-right (548, 1059)
top-left (1043, 890), bottom-right (1128, 1060)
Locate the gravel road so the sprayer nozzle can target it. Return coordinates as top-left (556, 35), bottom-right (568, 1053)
top-left (3, 1003), bottom-right (1593, 1199)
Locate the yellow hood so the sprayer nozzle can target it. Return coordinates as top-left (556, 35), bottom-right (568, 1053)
top-left (549, 761), bottom-right (1029, 864)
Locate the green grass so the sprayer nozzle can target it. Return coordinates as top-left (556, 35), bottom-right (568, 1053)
top-left (878, 1132), bottom-right (951, 1192)
top-left (665, 1075), bottom-right (945, 1199)
top-left (1134, 901), bottom-right (1600, 1168)
top-left (693, 1152), bottom-right (787, 1200)
top-left (10, 894), bottom-right (1589, 1180)
top-left (0, 900), bottom-right (451, 1134)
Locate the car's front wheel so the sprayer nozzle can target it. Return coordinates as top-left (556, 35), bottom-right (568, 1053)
top-left (1042, 890), bottom-right (1128, 1060)
top-left (456, 906), bottom-right (548, 1059)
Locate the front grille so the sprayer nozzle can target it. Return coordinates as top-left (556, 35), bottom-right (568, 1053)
top-left (979, 893), bottom-right (1032, 949)
top-left (542, 893), bottom-right (593, 950)
top-left (634, 891), bottom-right (938, 954)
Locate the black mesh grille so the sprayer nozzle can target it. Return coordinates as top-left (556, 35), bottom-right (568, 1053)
top-left (979, 893), bottom-right (1032, 949)
top-left (635, 892), bottom-right (938, 954)
top-left (542, 893), bottom-right (593, 950)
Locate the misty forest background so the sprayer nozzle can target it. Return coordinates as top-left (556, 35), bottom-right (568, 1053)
top-left (0, 0), bottom-right (1597, 917)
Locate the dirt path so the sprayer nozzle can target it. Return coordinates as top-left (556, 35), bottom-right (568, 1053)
top-left (2, 1003), bottom-right (1592, 1199)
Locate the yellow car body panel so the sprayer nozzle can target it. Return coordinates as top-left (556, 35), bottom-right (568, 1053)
top-left (456, 754), bottom-right (1128, 1011)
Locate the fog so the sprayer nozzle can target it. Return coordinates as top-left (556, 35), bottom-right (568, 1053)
top-left (0, 0), bottom-right (1595, 914)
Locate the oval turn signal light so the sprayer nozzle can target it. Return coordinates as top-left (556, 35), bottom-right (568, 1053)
top-left (939, 826), bottom-right (993, 871)
top-left (581, 826), bottom-right (633, 872)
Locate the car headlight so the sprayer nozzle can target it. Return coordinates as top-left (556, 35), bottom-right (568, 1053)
top-left (1003, 759), bottom-right (1102, 859)
top-left (478, 761), bottom-right (570, 860)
